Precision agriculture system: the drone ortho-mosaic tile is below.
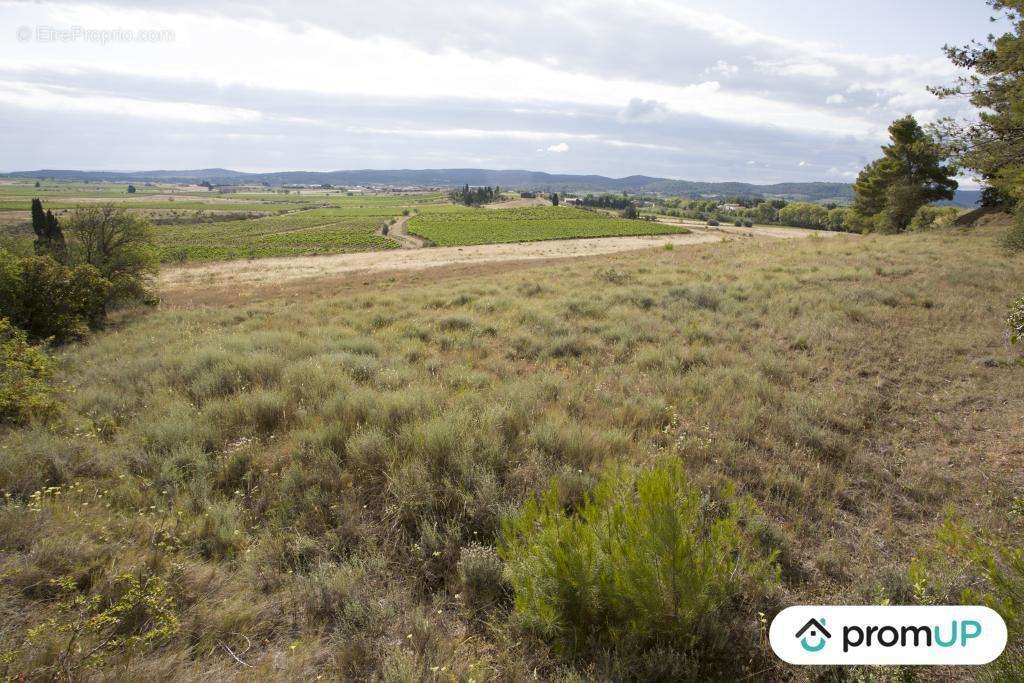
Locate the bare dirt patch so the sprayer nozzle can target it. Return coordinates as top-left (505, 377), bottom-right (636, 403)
top-left (483, 197), bottom-right (552, 209)
top-left (159, 226), bottom-right (848, 304)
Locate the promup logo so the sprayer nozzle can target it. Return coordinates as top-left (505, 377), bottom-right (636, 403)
top-left (795, 618), bottom-right (831, 652)
top-left (770, 606), bottom-right (1007, 665)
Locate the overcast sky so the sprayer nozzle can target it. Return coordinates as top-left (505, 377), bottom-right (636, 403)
top-left (0, 1), bottom-right (1003, 184)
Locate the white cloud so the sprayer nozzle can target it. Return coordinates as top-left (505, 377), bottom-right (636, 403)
top-left (619, 98), bottom-right (670, 123)
top-left (764, 61), bottom-right (839, 79)
top-left (704, 60), bottom-right (738, 77)
top-left (0, 79), bottom-right (262, 124)
top-left (546, 142), bottom-right (570, 153)
top-left (0, 0), bottom-right (975, 179)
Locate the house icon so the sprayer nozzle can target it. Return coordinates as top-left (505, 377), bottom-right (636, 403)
top-left (796, 618), bottom-right (831, 652)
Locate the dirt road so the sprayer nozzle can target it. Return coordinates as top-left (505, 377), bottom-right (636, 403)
top-left (376, 214), bottom-right (426, 248)
top-left (159, 225), bottom-right (844, 293)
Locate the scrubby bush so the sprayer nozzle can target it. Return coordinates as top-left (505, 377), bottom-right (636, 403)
top-left (0, 250), bottom-right (110, 343)
top-left (0, 318), bottom-right (55, 424)
top-left (843, 210), bottom-right (878, 234)
top-left (499, 461), bottom-right (778, 662)
top-left (826, 207), bottom-right (850, 231)
top-left (458, 544), bottom-right (507, 614)
top-left (706, 220), bottom-right (720, 227)
top-left (931, 520), bottom-right (1024, 681)
top-left (65, 204), bottom-right (158, 303)
top-left (2, 573), bottom-right (179, 676)
top-left (1009, 296), bottom-right (1024, 347)
top-left (778, 202), bottom-right (830, 230)
top-left (910, 205), bottom-right (960, 231)
top-left (1005, 208), bottom-right (1024, 252)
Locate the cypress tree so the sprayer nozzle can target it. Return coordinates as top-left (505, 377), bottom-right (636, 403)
top-left (29, 199), bottom-right (67, 262)
top-left (31, 198), bottom-right (45, 239)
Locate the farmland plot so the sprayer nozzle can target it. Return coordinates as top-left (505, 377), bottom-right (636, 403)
top-left (155, 208), bottom-right (401, 261)
top-left (408, 205), bottom-right (691, 246)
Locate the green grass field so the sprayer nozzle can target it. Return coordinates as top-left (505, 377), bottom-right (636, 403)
top-left (408, 205), bottom-right (691, 245)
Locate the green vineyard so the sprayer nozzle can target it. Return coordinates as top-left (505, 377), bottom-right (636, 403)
top-left (408, 205), bottom-right (690, 246)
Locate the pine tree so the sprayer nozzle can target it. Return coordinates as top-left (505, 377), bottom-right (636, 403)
top-left (931, 0), bottom-right (1024, 248)
top-left (853, 115), bottom-right (957, 232)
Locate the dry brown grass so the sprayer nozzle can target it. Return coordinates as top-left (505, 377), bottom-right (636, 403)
top-left (0, 222), bottom-right (1021, 680)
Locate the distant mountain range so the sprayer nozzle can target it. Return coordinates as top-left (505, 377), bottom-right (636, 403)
top-left (1, 168), bottom-right (984, 206)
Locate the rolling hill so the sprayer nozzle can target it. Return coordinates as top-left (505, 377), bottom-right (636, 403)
top-left (0, 168), bottom-right (984, 206)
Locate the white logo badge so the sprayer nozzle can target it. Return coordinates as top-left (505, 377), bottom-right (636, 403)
top-left (770, 606), bottom-right (1007, 665)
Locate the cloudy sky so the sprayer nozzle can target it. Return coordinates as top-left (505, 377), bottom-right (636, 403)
top-left (0, 1), bottom-right (1002, 183)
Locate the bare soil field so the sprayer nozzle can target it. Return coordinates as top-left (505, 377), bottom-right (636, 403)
top-left (159, 225), bottom-right (845, 295)
top-left (483, 197), bottom-right (552, 208)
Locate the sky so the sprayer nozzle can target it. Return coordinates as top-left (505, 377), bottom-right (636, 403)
top-left (0, 1), bottom-right (1007, 184)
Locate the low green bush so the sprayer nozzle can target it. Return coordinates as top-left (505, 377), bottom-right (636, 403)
top-left (928, 520), bottom-right (1024, 681)
top-left (0, 317), bottom-right (55, 424)
top-left (1009, 296), bottom-right (1024, 347)
top-left (499, 460), bottom-right (778, 662)
top-left (910, 205), bottom-right (960, 231)
top-left (1005, 208), bottom-right (1024, 252)
top-left (0, 250), bottom-right (110, 343)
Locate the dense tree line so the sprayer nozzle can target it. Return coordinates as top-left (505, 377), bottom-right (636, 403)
top-left (579, 193), bottom-right (634, 210)
top-left (450, 184), bottom-right (501, 206)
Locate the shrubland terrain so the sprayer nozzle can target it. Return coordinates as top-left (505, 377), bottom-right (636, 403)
top-left (2, 3), bottom-right (1023, 680)
top-left (1, 218), bottom-right (1021, 680)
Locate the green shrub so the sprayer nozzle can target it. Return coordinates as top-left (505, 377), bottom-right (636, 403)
top-left (65, 204), bottom-right (158, 303)
top-left (933, 521), bottom-right (1024, 681)
top-left (909, 205), bottom-right (960, 231)
top-left (0, 251), bottom-right (110, 343)
top-left (826, 207), bottom-right (849, 231)
top-left (1009, 296), bottom-right (1024, 346)
top-left (1005, 208), bottom-right (1024, 252)
top-left (499, 461), bottom-right (778, 659)
top-left (3, 573), bottom-right (179, 677)
top-left (778, 202), bottom-right (830, 230)
top-left (0, 317), bottom-right (55, 424)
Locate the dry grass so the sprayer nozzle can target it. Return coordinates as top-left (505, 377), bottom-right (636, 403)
top-left (0, 223), bottom-right (1021, 680)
